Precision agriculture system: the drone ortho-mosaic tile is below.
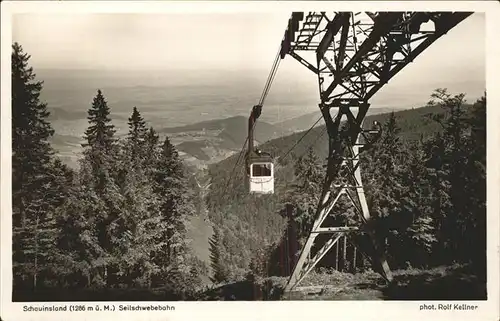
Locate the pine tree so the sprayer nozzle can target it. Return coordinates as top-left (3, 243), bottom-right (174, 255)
top-left (11, 42), bottom-right (66, 289)
top-left (116, 168), bottom-right (163, 288)
top-left (157, 136), bottom-right (185, 184)
top-left (422, 131), bottom-right (452, 264)
top-left (83, 89), bottom-right (116, 152)
top-left (465, 95), bottom-right (486, 272)
top-left (56, 179), bottom-right (105, 288)
top-left (144, 126), bottom-right (160, 160)
top-left (152, 136), bottom-right (197, 289)
top-left (427, 89), bottom-right (471, 262)
top-left (126, 107), bottom-right (148, 163)
top-left (114, 114), bottom-right (164, 288)
top-left (209, 226), bottom-right (228, 283)
top-left (76, 90), bottom-right (125, 287)
top-left (288, 147), bottom-right (324, 240)
top-left (115, 107), bottom-right (147, 189)
top-left (12, 42), bottom-right (55, 227)
top-left (363, 113), bottom-right (404, 219)
top-left (362, 112), bottom-right (408, 265)
top-left (397, 140), bottom-right (437, 267)
top-left (468, 94), bottom-right (486, 162)
top-left (140, 126), bottom-right (161, 182)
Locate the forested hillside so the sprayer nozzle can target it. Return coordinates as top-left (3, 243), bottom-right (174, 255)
top-left (11, 43), bottom-right (208, 301)
top-left (272, 107), bottom-right (397, 134)
top-left (162, 116), bottom-right (280, 165)
top-left (206, 89), bottom-right (486, 299)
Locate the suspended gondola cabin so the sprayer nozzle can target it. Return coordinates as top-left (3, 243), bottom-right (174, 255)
top-left (246, 105), bottom-right (274, 194)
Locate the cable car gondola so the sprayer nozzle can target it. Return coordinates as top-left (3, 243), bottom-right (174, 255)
top-left (245, 105), bottom-right (274, 194)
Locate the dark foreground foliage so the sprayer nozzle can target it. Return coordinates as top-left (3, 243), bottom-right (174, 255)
top-left (14, 263), bottom-right (485, 301)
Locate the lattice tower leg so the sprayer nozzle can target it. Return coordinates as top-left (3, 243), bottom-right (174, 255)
top-left (284, 103), bottom-right (392, 293)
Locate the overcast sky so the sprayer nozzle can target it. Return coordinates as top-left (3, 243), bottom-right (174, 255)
top-left (13, 12), bottom-right (484, 69)
top-left (11, 12), bottom-right (486, 105)
top-left (13, 13), bottom-right (294, 71)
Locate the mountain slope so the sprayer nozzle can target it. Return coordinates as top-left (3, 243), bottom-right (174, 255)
top-left (206, 103), bottom-right (475, 208)
top-left (161, 108), bottom-right (400, 168)
top-left (159, 116), bottom-right (281, 168)
top-left (161, 115), bottom-right (279, 145)
top-left (273, 107), bottom-right (400, 134)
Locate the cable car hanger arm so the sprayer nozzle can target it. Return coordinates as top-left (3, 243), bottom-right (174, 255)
top-left (247, 104), bottom-right (262, 158)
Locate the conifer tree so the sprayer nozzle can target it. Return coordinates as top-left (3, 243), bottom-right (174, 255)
top-left (397, 140), bottom-right (437, 267)
top-left (110, 109), bottom-right (164, 287)
top-left (145, 127), bottom-right (160, 155)
top-left (143, 127), bottom-right (161, 177)
top-left (12, 42), bottom-right (55, 227)
top-left (56, 178), bottom-right (105, 288)
top-left (83, 90), bottom-right (116, 152)
top-left (422, 131), bottom-right (452, 264)
top-left (465, 95), bottom-right (486, 271)
top-left (82, 89), bottom-right (117, 187)
top-left (11, 42), bottom-right (67, 289)
top-left (77, 90), bottom-right (124, 287)
top-left (126, 106), bottom-right (148, 163)
top-left (116, 107), bottom-right (149, 193)
top-left (152, 136), bottom-right (197, 288)
top-left (363, 113), bottom-right (404, 219)
top-left (468, 94), bottom-right (486, 162)
top-left (362, 112), bottom-right (408, 264)
top-left (209, 226), bottom-right (229, 283)
top-left (427, 89), bottom-right (470, 262)
top-left (116, 171), bottom-right (162, 288)
top-left (288, 147), bottom-right (323, 240)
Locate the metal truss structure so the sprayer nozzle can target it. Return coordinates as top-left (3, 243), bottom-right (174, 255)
top-left (279, 11), bottom-right (472, 292)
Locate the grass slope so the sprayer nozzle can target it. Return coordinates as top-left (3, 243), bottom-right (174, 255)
top-left (195, 264), bottom-right (486, 301)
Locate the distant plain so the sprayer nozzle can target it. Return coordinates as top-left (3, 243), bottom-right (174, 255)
top-left (38, 68), bottom-right (485, 169)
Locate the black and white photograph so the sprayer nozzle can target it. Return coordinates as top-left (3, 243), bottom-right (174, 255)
top-left (1, 1), bottom-right (499, 320)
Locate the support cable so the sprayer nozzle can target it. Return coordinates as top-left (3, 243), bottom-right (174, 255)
top-left (221, 45), bottom-right (283, 197)
top-left (277, 115), bottom-right (323, 164)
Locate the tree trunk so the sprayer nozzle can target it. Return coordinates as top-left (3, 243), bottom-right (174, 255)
top-left (33, 216), bottom-right (40, 290)
top-left (167, 228), bottom-right (172, 265)
top-left (353, 245), bottom-right (357, 273)
top-left (343, 235), bottom-right (347, 272)
top-left (335, 241), bottom-right (339, 271)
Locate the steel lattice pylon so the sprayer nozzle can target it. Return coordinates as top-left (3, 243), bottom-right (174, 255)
top-left (280, 11), bottom-right (472, 292)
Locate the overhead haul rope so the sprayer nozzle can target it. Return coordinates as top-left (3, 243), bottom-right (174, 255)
top-left (277, 116), bottom-right (323, 164)
top-left (218, 34), bottom-right (329, 296)
top-left (278, 106), bottom-right (349, 165)
top-left (221, 46), bottom-right (283, 197)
